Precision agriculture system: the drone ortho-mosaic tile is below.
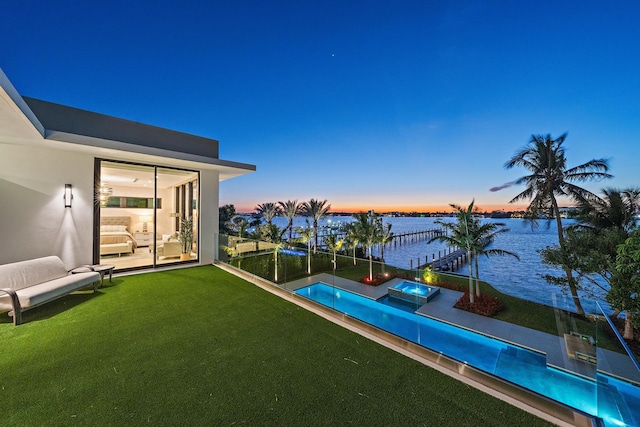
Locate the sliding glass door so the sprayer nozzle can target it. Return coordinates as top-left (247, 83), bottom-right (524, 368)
top-left (96, 160), bottom-right (199, 271)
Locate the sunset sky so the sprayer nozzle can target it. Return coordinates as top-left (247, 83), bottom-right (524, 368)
top-left (3, 1), bottom-right (639, 213)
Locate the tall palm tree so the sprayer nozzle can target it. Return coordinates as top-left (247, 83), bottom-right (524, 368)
top-left (378, 221), bottom-right (394, 272)
top-left (278, 199), bottom-right (302, 242)
top-left (228, 215), bottom-right (250, 238)
top-left (574, 187), bottom-right (640, 232)
top-left (469, 219), bottom-right (520, 297)
top-left (344, 222), bottom-right (360, 265)
top-left (260, 223), bottom-right (287, 283)
top-left (353, 212), bottom-right (382, 282)
top-left (557, 187), bottom-right (640, 319)
top-left (429, 202), bottom-right (476, 302)
top-left (505, 133), bottom-right (611, 314)
top-left (295, 220), bottom-right (314, 274)
top-left (255, 202), bottom-right (281, 225)
top-left (302, 199), bottom-right (331, 253)
top-left (323, 232), bottom-right (344, 271)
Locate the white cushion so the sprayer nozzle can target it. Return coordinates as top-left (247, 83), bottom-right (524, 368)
top-left (0, 256), bottom-right (68, 290)
top-left (13, 272), bottom-right (100, 308)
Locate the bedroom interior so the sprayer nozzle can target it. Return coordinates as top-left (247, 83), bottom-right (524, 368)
top-left (99, 161), bottom-right (199, 271)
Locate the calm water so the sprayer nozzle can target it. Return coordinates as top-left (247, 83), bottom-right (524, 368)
top-left (270, 215), bottom-right (610, 314)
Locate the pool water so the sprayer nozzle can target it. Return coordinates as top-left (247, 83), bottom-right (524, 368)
top-left (393, 281), bottom-right (435, 296)
top-left (378, 295), bottom-right (420, 313)
top-left (294, 282), bottom-right (639, 427)
top-left (390, 280), bottom-right (441, 304)
top-left (280, 248), bottom-right (305, 256)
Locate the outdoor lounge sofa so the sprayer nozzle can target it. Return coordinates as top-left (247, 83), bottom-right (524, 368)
top-left (0, 256), bottom-right (100, 325)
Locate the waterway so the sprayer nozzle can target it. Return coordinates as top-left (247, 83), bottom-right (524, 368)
top-left (270, 215), bottom-right (610, 315)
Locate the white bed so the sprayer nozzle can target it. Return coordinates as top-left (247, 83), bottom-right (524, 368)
top-left (100, 217), bottom-right (138, 256)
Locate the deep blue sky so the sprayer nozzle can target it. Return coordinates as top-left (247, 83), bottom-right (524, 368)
top-left (3, 1), bottom-right (639, 212)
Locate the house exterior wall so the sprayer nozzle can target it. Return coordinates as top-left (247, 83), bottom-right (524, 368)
top-left (0, 69), bottom-right (253, 270)
top-left (0, 144), bottom-right (95, 269)
top-left (199, 169), bottom-right (220, 262)
top-left (0, 143), bottom-right (222, 270)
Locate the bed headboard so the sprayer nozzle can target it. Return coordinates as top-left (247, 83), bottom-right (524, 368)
top-left (100, 216), bottom-right (131, 232)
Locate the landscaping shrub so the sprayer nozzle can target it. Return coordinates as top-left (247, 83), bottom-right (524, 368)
top-left (455, 292), bottom-right (504, 317)
top-left (358, 272), bottom-right (413, 286)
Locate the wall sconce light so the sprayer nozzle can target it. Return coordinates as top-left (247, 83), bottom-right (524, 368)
top-left (64, 184), bottom-right (73, 208)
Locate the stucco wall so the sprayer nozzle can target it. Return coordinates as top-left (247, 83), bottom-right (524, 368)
top-left (199, 169), bottom-right (220, 262)
top-left (0, 144), bottom-right (95, 269)
top-left (0, 143), bottom-right (221, 270)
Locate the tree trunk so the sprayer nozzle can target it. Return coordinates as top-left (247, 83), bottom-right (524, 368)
top-left (552, 196), bottom-right (585, 315)
top-left (467, 249), bottom-right (474, 304)
top-left (313, 223), bottom-right (318, 253)
top-left (274, 250), bottom-right (278, 282)
top-left (623, 313), bottom-right (634, 340)
top-left (369, 254), bottom-right (373, 281)
top-left (474, 252), bottom-right (481, 297)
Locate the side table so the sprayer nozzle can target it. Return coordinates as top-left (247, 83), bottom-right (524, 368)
top-left (92, 264), bottom-right (115, 286)
top-left (71, 264), bottom-right (115, 287)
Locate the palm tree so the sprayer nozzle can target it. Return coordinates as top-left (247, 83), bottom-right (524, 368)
top-left (260, 223), bottom-right (287, 283)
top-left (574, 187), bottom-right (640, 232)
top-left (559, 187), bottom-right (640, 320)
top-left (378, 221), bottom-right (394, 272)
top-left (302, 199), bottom-right (331, 253)
top-left (344, 222), bottom-right (360, 265)
top-left (353, 212), bottom-right (382, 282)
top-left (295, 220), bottom-right (314, 274)
top-left (505, 133), bottom-right (612, 314)
top-left (469, 219), bottom-right (520, 297)
top-left (429, 202), bottom-right (476, 303)
top-left (255, 202), bottom-right (281, 225)
top-left (323, 232), bottom-right (344, 271)
top-left (278, 199), bottom-right (302, 242)
top-left (228, 215), bottom-right (250, 238)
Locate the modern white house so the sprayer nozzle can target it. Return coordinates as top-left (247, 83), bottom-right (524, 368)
top-left (0, 68), bottom-right (255, 271)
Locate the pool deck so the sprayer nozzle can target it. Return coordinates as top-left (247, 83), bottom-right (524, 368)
top-left (285, 274), bottom-right (640, 384)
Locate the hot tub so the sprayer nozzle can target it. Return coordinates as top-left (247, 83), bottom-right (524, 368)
top-left (388, 281), bottom-right (440, 305)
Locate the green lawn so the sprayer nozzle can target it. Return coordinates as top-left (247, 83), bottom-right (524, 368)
top-left (0, 266), bottom-right (551, 426)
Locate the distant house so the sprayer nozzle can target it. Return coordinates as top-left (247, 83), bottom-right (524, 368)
top-left (0, 69), bottom-right (255, 271)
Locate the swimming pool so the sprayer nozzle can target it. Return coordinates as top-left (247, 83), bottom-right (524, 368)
top-left (294, 282), bottom-right (639, 427)
top-left (280, 248), bottom-right (305, 256)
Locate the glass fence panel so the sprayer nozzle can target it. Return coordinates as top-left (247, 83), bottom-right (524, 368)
top-left (218, 233), bottom-right (640, 425)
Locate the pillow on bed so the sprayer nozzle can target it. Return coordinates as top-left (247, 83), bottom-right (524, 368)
top-left (162, 234), bottom-right (173, 242)
top-left (101, 225), bottom-right (128, 232)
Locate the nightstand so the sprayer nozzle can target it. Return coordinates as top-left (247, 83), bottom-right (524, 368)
top-left (134, 232), bottom-right (154, 247)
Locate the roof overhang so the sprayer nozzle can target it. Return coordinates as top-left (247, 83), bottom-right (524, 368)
top-left (0, 68), bottom-right (255, 181)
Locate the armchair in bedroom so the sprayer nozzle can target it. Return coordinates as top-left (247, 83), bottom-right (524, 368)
top-left (156, 241), bottom-right (182, 259)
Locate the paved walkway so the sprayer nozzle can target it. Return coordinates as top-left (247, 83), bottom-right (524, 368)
top-left (285, 274), bottom-right (640, 384)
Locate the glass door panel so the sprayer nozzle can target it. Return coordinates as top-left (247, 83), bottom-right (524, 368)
top-left (155, 167), bottom-right (199, 265)
top-left (99, 161), bottom-right (155, 270)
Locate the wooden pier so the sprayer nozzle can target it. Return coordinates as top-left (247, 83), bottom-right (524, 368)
top-left (391, 229), bottom-right (444, 246)
top-left (409, 237), bottom-right (493, 272)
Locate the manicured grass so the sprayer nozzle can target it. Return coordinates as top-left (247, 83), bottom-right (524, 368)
top-left (0, 266), bottom-right (551, 426)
